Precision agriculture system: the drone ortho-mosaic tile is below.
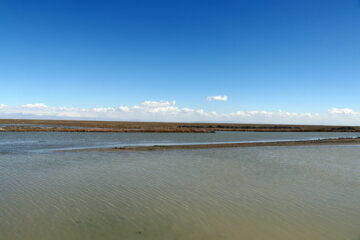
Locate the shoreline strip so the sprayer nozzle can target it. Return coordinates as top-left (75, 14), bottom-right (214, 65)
top-left (61, 137), bottom-right (360, 152)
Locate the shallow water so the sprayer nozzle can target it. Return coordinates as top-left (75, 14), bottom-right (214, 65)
top-left (1, 131), bottom-right (360, 153)
top-left (1, 132), bottom-right (360, 239)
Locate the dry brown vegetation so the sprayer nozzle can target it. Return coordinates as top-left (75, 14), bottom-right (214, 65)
top-left (0, 119), bottom-right (360, 133)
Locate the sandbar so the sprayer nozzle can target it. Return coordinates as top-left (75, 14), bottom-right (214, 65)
top-left (62, 137), bottom-right (360, 152)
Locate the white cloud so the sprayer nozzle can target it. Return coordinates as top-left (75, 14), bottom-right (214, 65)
top-left (328, 108), bottom-right (357, 115)
top-left (140, 100), bottom-right (176, 108)
top-left (206, 95), bottom-right (227, 102)
top-left (1, 102), bottom-right (360, 125)
top-left (21, 103), bottom-right (48, 108)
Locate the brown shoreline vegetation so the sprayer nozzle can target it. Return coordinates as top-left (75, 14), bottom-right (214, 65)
top-left (1, 119), bottom-right (360, 133)
top-left (62, 137), bottom-right (360, 152)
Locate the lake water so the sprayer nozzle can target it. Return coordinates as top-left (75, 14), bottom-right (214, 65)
top-left (1, 132), bottom-right (360, 239)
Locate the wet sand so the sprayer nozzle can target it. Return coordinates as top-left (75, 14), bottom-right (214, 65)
top-left (64, 137), bottom-right (360, 152)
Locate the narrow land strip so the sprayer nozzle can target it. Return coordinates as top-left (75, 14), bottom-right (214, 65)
top-left (62, 137), bottom-right (360, 152)
top-left (1, 119), bottom-right (360, 133)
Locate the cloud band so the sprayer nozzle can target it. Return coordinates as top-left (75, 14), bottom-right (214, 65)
top-left (1, 101), bottom-right (360, 125)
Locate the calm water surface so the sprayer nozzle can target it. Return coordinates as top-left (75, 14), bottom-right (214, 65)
top-left (0, 132), bottom-right (360, 239)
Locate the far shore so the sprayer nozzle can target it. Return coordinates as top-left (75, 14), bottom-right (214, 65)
top-left (1, 119), bottom-right (360, 133)
top-left (61, 137), bottom-right (360, 152)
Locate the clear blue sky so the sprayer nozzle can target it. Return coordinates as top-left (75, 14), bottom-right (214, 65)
top-left (1, 0), bottom-right (360, 114)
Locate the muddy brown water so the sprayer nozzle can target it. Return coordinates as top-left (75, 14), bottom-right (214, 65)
top-left (1, 132), bottom-right (360, 239)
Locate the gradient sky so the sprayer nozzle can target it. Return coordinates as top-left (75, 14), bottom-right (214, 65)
top-left (1, 0), bottom-right (360, 121)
